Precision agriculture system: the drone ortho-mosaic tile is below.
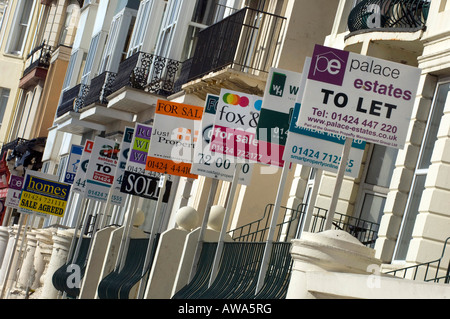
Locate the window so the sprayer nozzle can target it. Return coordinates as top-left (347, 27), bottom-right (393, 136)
top-left (355, 144), bottom-right (398, 224)
top-left (394, 81), bottom-right (449, 261)
top-left (127, 0), bottom-right (153, 55)
top-left (81, 33), bottom-right (101, 84)
top-left (58, 1), bottom-right (80, 46)
top-left (99, 8), bottom-right (137, 73)
top-left (6, 0), bottom-right (34, 55)
top-left (0, 1), bottom-right (9, 38)
top-left (0, 88), bottom-right (9, 126)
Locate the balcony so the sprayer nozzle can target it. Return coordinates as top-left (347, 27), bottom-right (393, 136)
top-left (107, 52), bottom-right (181, 113)
top-left (344, 0), bottom-right (430, 59)
top-left (55, 84), bottom-right (106, 135)
top-left (19, 42), bottom-right (54, 90)
top-left (79, 71), bottom-right (135, 125)
top-left (347, 0), bottom-right (429, 33)
top-left (177, 7), bottom-right (287, 99)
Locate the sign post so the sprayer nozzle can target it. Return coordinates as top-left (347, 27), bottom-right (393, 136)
top-left (208, 90), bottom-right (261, 286)
top-left (254, 67), bottom-right (304, 292)
top-left (189, 94), bottom-right (254, 280)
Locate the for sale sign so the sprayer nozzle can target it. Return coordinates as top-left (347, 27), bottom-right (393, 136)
top-left (146, 100), bottom-right (203, 179)
top-left (296, 44), bottom-right (421, 149)
top-left (191, 94), bottom-right (253, 184)
top-left (209, 89), bottom-right (262, 163)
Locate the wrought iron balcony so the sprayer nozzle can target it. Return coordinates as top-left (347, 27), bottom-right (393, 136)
top-left (181, 7), bottom-right (286, 85)
top-left (347, 0), bottom-right (430, 33)
top-left (83, 71), bottom-right (117, 107)
top-left (19, 41), bottom-right (54, 89)
top-left (56, 83), bottom-right (89, 118)
top-left (108, 51), bottom-right (181, 98)
top-left (22, 41), bottom-right (53, 76)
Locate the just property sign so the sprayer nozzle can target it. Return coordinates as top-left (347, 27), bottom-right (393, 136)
top-left (296, 44), bottom-right (421, 149)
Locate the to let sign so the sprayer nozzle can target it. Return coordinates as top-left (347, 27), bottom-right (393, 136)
top-left (296, 44), bottom-right (421, 149)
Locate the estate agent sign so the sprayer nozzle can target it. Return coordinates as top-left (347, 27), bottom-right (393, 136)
top-left (296, 44), bottom-right (421, 149)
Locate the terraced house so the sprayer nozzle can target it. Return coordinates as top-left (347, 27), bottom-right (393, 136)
top-left (0, 0), bottom-right (448, 300)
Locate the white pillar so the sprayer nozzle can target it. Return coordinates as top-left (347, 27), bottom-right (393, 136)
top-left (286, 230), bottom-right (381, 299)
top-left (0, 226), bottom-right (9, 269)
top-left (17, 231), bottom-right (38, 290)
top-left (30, 228), bottom-right (54, 297)
top-left (0, 226), bottom-right (17, 288)
top-left (39, 229), bottom-right (73, 299)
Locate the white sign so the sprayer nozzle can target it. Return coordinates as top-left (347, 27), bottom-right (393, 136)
top-left (210, 89), bottom-right (262, 163)
top-left (191, 94), bottom-right (253, 184)
top-left (72, 140), bottom-right (94, 194)
top-left (257, 67), bottom-right (303, 167)
top-left (284, 58), bottom-right (366, 178)
top-left (110, 127), bottom-right (134, 206)
top-left (5, 175), bottom-right (23, 209)
top-left (147, 100), bottom-right (203, 179)
top-left (64, 144), bottom-right (83, 184)
top-left (296, 44), bottom-right (421, 149)
top-left (85, 137), bottom-right (120, 202)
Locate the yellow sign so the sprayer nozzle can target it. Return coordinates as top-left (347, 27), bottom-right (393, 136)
top-left (19, 191), bottom-right (67, 217)
top-left (19, 173), bottom-right (71, 218)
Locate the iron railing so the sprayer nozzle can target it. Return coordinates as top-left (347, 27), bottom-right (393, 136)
top-left (0, 138), bottom-right (29, 159)
top-left (385, 237), bottom-right (450, 284)
top-left (109, 51), bottom-right (181, 97)
top-left (55, 83), bottom-right (89, 117)
top-left (184, 7), bottom-right (287, 84)
top-left (228, 203), bottom-right (380, 247)
top-left (347, 0), bottom-right (430, 33)
top-left (83, 71), bottom-right (117, 107)
top-left (22, 41), bottom-right (53, 77)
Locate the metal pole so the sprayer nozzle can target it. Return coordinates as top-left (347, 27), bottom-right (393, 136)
top-left (256, 162), bottom-right (289, 292)
top-left (189, 178), bottom-right (219, 282)
top-left (209, 163), bottom-right (242, 287)
top-left (325, 137), bottom-right (353, 230)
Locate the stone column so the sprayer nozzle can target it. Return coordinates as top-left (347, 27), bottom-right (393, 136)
top-left (0, 226), bottom-right (16, 288)
top-left (17, 231), bottom-right (38, 290)
top-left (39, 229), bottom-right (73, 299)
top-left (30, 228), bottom-right (54, 297)
top-left (286, 230), bottom-right (381, 299)
top-left (0, 226), bottom-right (9, 269)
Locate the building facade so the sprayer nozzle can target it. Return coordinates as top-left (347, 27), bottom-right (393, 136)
top-left (0, 0), bottom-right (449, 299)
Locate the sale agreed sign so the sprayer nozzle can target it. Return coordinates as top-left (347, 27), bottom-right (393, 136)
top-left (296, 44), bottom-right (421, 149)
top-left (19, 171), bottom-right (71, 218)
